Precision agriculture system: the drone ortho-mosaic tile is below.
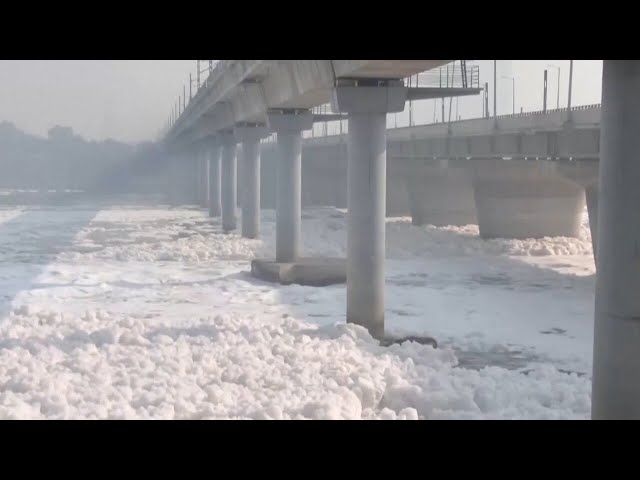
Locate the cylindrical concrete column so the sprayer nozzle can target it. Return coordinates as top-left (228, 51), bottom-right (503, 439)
top-left (346, 112), bottom-right (386, 340)
top-left (585, 183), bottom-right (598, 263)
top-left (208, 144), bottom-right (222, 217)
top-left (188, 152), bottom-right (199, 205)
top-left (200, 153), bottom-right (209, 208)
top-left (221, 140), bottom-right (237, 232)
top-left (276, 131), bottom-right (302, 262)
top-left (241, 139), bottom-right (261, 239)
top-left (592, 61), bottom-right (640, 419)
top-left (196, 153), bottom-right (203, 206)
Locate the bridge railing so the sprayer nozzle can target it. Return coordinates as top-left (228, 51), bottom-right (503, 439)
top-left (166, 60), bottom-right (224, 136)
top-left (408, 61), bottom-right (480, 89)
top-left (493, 103), bottom-right (601, 120)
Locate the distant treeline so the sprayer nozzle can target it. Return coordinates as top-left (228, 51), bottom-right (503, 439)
top-left (0, 122), bottom-right (170, 193)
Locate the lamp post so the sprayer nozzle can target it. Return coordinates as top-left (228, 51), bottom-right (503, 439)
top-left (547, 63), bottom-right (561, 109)
top-left (568, 60), bottom-right (574, 110)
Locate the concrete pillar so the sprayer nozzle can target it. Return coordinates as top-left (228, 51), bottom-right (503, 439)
top-left (220, 133), bottom-right (237, 232)
top-left (208, 142), bottom-right (222, 217)
top-left (592, 61), bottom-right (640, 419)
top-left (556, 159), bottom-right (599, 261)
top-left (585, 183), bottom-right (598, 262)
top-left (267, 111), bottom-right (314, 262)
top-left (200, 152), bottom-right (209, 208)
top-left (235, 125), bottom-right (269, 239)
top-left (260, 144), bottom-right (278, 210)
top-left (331, 81), bottom-right (407, 339)
top-left (472, 159), bottom-right (585, 239)
top-left (195, 151), bottom-right (203, 206)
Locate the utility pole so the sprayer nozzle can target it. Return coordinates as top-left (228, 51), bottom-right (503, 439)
top-left (183, 85), bottom-right (186, 111)
top-left (548, 64), bottom-right (561, 109)
top-left (209, 60), bottom-right (213, 74)
top-left (484, 81), bottom-right (489, 118)
top-left (189, 73), bottom-right (192, 100)
top-left (493, 60), bottom-right (497, 117)
top-left (197, 60), bottom-right (201, 90)
top-left (568, 60), bottom-right (574, 110)
top-left (543, 69), bottom-right (548, 113)
top-left (557, 70), bottom-right (560, 108)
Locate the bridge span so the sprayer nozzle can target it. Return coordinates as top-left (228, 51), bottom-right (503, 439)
top-left (162, 60), bottom-right (640, 419)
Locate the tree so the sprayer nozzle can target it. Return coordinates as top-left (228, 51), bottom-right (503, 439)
top-left (47, 125), bottom-right (74, 141)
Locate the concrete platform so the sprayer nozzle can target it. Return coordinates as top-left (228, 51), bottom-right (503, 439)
top-left (380, 335), bottom-right (438, 348)
top-left (251, 257), bottom-right (346, 286)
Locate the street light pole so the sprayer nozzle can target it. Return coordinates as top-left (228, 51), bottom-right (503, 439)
top-left (493, 60), bottom-right (497, 117)
top-left (543, 69), bottom-right (548, 113)
top-left (548, 64), bottom-right (561, 109)
top-left (568, 60), bottom-right (574, 110)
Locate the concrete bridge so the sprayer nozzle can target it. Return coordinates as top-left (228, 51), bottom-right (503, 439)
top-left (162, 60), bottom-right (640, 419)
top-left (164, 59), bottom-right (481, 341)
top-left (257, 103), bottom-right (602, 250)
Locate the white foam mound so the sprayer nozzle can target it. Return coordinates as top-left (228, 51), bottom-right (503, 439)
top-left (294, 208), bottom-right (593, 259)
top-left (0, 305), bottom-right (590, 420)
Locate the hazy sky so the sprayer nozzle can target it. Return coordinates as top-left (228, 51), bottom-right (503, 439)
top-left (0, 60), bottom-right (194, 143)
top-left (0, 60), bottom-right (604, 144)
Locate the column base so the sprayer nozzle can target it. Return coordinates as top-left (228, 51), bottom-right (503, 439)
top-left (251, 257), bottom-right (346, 286)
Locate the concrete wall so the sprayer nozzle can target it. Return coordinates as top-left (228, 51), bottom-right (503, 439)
top-left (260, 141), bottom-right (596, 242)
top-left (472, 159), bottom-right (586, 239)
top-left (405, 158), bottom-right (477, 226)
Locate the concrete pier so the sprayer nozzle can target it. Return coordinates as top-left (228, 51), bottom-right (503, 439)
top-left (208, 141), bottom-right (222, 217)
top-left (220, 133), bottom-right (238, 232)
top-left (251, 110), bottom-right (347, 287)
top-left (235, 125), bottom-right (269, 239)
top-left (472, 159), bottom-right (585, 239)
top-left (199, 150), bottom-right (209, 208)
top-left (592, 60), bottom-right (640, 419)
top-left (585, 183), bottom-right (598, 260)
top-left (268, 111), bottom-right (313, 262)
top-left (331, 82), bottom-right (407, 339)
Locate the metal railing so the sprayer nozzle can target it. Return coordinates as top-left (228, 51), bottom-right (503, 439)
top-left (163, 60), bottom-right (222, 137)
top-left (166, 61), bottom-right (598, 143)
top-left (493, 103), bottom-right (601, 120)
top-left (407, 61), bottom-right (480, 89)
